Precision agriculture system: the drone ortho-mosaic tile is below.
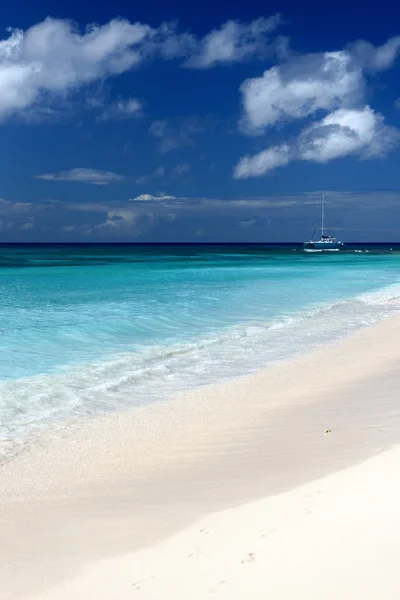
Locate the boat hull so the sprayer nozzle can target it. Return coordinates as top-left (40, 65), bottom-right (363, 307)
top-left (303, 241), bottom-right (343, 251)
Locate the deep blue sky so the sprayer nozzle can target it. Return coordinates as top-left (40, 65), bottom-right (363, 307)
top-left (0, 0), bottom-right (400, 241)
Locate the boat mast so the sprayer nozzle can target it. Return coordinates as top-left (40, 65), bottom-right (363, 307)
top-left (321, 193), bottom-right (325, 238)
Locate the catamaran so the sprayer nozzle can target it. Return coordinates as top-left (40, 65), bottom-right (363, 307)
top-left (303, 194), bottom-right (344, 251)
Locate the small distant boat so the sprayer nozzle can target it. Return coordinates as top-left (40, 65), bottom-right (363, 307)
top-left (303, 194), bottom-right (343, 251)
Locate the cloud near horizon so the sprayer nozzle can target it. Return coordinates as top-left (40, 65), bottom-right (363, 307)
top-left (131, 193), bottom-right (177, 201)
top-left (2, 191), bottom-right (400, 241)
top-left (34, 168), bottom-right (128, 185)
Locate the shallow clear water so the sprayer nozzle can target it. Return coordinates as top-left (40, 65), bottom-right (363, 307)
top-left (1, 244), bottom-right (400, 447)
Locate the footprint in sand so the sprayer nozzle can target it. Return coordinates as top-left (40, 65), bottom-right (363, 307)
top-left (132, 581), bottom-right (144, 591)
top-left (188, 547), bottom-right (204, 558)
top-left (261, 529), bottom-right (277, 539)
top-left (132, 578), bottom-right (152, 591)
top-left (200, 528), bottom-right (212, 535)
top-left (241, 552), bottom-right (256, 564)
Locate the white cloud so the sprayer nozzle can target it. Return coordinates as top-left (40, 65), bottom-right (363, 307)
top-left (96, 208), bottom-right (156, 236)
top-left (239, 36), bottom-right (400, 136)
top-left (298, 106), bottom-right (400, 162)
top-left (235, 106), bottom-right (400, 177)
top-left (240, 217), bottom-right (257, 227)
top-left (240, 51), bottom-right (363, 134)
top-left (0, 16), bottom-right (283, 121)
top-left (186, 16), bottom-right (281, 68)
top-left (131, 193), bottom-right (177, 201)
top-left (21, 221), bottom-right (34, 229)
top-left (234, 143), bottom-right (291, 178)
top-left (236, 34), bottom-right (400, 176)
top-left (349, 37), bottom-right (400, 72)
top-left (230, 199), bottom-right (297, 207)
top-left (34, 168), bottom-right (127, 185)
top-left (0, 198), bottom-right (33, 213)
top-left (0, 18), bottom-right (153, 121)
top-left (98, 209), bottom-right (138, 228)
top-left (98, 97), bottom-right (142, 120)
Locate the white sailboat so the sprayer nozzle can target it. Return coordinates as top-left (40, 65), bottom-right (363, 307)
top-left (303, 194), bottom-right (343, 251)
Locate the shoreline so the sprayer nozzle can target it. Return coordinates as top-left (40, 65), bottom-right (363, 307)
top-left (2, 315), bottom-right (400, 598)
top-left (0, 308), bottom-right (397, 467)
top-left (2, 277), bottom-right (399, 450)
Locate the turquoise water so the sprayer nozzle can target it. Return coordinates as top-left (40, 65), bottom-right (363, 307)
top-left (1, 244), bottom-right (400, 450)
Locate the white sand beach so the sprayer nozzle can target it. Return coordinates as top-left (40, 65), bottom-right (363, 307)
top-left (1, 316), bottom-right (400, 599)
top-left (32, 447), bottom-right (400, 600)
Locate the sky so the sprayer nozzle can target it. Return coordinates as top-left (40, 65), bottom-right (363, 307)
top-left (1, 0), bottom-right (400, 242)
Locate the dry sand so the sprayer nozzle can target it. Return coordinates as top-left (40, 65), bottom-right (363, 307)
top-left (33, 447), bottom-right (400, 600)
top-left (1, 316), bottom-right (400, 599)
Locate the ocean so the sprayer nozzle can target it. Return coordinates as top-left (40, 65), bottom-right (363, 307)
top-left (1, 243), bottom-right (400, 458)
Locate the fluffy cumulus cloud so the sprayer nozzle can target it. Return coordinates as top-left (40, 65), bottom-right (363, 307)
top-left (95, 208), bottom-right (157, 237)
top-left (235, 36), bottom-right (400, 177)
top-left (298, 106), bottom-right (400, 162)
top-left (0, 18), bottom-right (153, 121)
top-left (34, 168), bottom-right (127, 185)
top-left (234, 144), bottom-right (291, 178)
top-left (97, 209), bottom-right (138, 228)
top-left (239, 51), bottom-right (364, 134)
top-left (235, 107), bottom-right (400, 178)
top-left (0, 16), bottom-right (281, 121)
